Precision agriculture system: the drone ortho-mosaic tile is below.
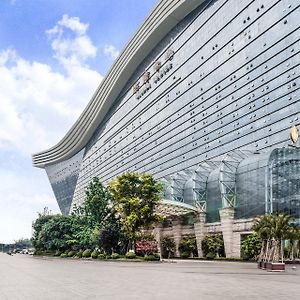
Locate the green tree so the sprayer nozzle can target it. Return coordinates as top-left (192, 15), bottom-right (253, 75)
top-left (32, 212), bottom-right (53, 251)
top-left (14, 238), bottom-right (32, 249)
top-left (252, 214), bottom-right (294, 262)
top-left (241, 233), bottom-right (262, 260)
top-left (179, 235), bottom-right (197, 258)
top-left (109, 172), bottom-right (162, 250)
top-left (160, 236), bottom-right (176, 259)
top-left (73, 177), bottom-right (112, 228)
top-left (201, 234), bottom-right (225, 258)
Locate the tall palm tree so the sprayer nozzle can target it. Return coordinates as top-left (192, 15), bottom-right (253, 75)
top-left (252, 214), bottom-right (293, 263)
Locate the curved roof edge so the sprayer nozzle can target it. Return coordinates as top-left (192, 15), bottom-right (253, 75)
top-left (32, 0), bottom-right (204, 168)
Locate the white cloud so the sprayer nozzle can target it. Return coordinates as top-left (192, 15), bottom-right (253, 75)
top-left (104, 44), bottom-right (120, 60)
top-left (46, 14), bottom-right (97, 68)
top-left (0, 16), bottom-right (103, 156)
top-left (0, 15), bottom-right (104, 242)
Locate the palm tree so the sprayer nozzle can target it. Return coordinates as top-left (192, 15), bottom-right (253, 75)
top-left (252, 214), bottom-right (293, 263)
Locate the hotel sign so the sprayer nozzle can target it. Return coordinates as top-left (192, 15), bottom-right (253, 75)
top-left (133, 49), bottom-right (174, 99)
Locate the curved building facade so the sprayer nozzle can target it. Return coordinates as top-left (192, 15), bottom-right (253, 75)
top-left (33, 0), bottom-right (300, 256)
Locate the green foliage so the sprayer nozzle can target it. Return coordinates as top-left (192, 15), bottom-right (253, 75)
top-left (253, 214), bottom-right (294, 241)
top-left (201, 235), bottom-right (225, 258)
top-left (160, 236), bottom-right (175, 258)
top-left (73, 177), bottom-right (112, 228)
top-left (206, 252), bottom-right (216, 260)
top-left (125, 252), bottom-right (136, 259)
top-left (178, 235), bottom-right (197, 258)
top-left (241, 233), bottom-right (262, 260)
top-left (111, 253), bottom-right (120, 259)
top-left (14, 238), bottom-right (32, 249)
top-left (76, 251), bottom-right (83, 258)
top-left (82, 249), bottom-right (92, 258)
top-left (60, 253), bottom-right (68, 258)
top-left (144, 254), bottom-right (160, 261)
top-left (109, 172), bottom-right (162, 247)
top-left (98, 225), bottom-right (120, 254)
top-left (68, 250), bottom-right (77, 257)
top-left (91, 250), bottom-right (99, 259)
top-left (32, 212), bottom-right (53, 250)
top-left (53, 250), bottom-right (61, 257)
top-left (98, 253), bottom-right (106, 260)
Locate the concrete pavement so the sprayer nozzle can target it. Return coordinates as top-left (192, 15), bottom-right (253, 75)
top-left (0, 253), bottom-right (299, 300)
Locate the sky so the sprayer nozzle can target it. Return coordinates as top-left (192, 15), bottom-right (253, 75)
top-left (0, 0), bottom-right (157, 243)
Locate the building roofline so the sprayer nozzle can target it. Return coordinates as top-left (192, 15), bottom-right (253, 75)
top-left (32, 0), bottom-right (204, 168)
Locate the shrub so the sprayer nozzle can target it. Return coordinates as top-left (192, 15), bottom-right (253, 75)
top-left (111, 253), bottom-right (120, 259)
top-left (135, 240), bottom-right (158, 256)
top-left (68, 250), bottom-right (77, 257)
top-left (34, 250), bottom-right (44, 256)
top-left (206, 252), bottom-right (216, 260)
top-left (53, 250), bottom-right (61, 257)
top-left (144, 254), bottom-right (160, 261)
top-left (180, 252), bottom-right (190, 259)
top-left (201, 234), bottom-right (225, 258)
top-left (60, 253), bottom-right (68, 258)
top-left (160, 236), bottom-right (175, 258)
top-left (91, 250), bottom-right (98, 259)
top-left (76, 251), bottom-right (83, 258)
top-left (82, 249), bottom-right (92, 258)
top-left (125, 252), bottom-right (136, 259)
top-left (179, 235), bottom-right (197, 258)
top-left (98, 253), bottom-right (106, 260)
top-left (241, 233), bottom-right (262, 260)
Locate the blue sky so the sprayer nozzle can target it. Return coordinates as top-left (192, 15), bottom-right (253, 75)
top-left (0, 0), bottom-right (156, 243)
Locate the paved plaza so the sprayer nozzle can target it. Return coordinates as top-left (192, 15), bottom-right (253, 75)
top-left (0, 253), bottom-right (299, 300)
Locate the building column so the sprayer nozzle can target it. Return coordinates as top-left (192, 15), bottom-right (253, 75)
top-left (219, 207), bottom-right (235, 258)
top-left (232, 232), bottom-right (241, 258)
top-left (172, 216), bottom-right (182, 257)
top-left (153, 222), bottom-right (163, 258)
top-left (194, 211), bottom-right (206, 257)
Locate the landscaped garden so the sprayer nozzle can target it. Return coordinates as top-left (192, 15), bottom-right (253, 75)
top-left (31, 172), bottom-right (300, 265)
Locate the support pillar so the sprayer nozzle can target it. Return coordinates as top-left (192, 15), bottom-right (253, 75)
top-left (194, 211), bottom-right (206, 257)
top-left (172, 216), bottom-right (182, 257)
top-left (153, 222), bottom-right (163, 258)
top-left (219, 207), bottom-right (235, 258)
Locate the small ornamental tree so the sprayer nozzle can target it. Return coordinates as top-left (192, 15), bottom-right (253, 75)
top-left (135, 240), bottom-right (158, 256)
top-left (160, 236), bottom-right (176, 258)
top-left (179, 235), bottom-right (197, 258)
top-left (108, 172), bottom-right (162, 250)
top-left (241, 233), bottom-right (262, 260)
top-left (201, 234), bottom-right (225, 258)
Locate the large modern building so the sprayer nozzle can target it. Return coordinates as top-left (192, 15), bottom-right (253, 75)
top-left (33, 0), bottom-right (300, 257)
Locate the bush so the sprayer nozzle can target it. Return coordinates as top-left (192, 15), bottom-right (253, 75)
top-left (34, 250), bottom-right (44, 256)
top-left (53, 250), bottom-right (61, 257)
top-left (68, 250), bottom-right (77, 257)
top-left (144, 254), bottom-right (160, 261)
top-left (201, 235), bottom-right (225, 258)
top-left (60, 253), bottom-right (68, 258)
top-left (160, 236), bottom-right (175, 258)
top-left (111, 253), bottom-right (120, 259)
top-left (179, 235), bottom-right (197, 258)
top-left (76, 251), bottom-right (83, 258)
top-left (206, 252), bottom-right (216, 260)
top-left (125, 252), bottom-right (136, 259)
top-left (241, 233), bottom-right (262, 260)
top-left (135, 240), bottom-right (158, 256)
top-left (98, 253), bottom-right (106, 260)
top-left (82, 249), bottom-right (92, 258)
top-left (180, 252), bottom-right (190, 259)
top-left (91, 250), bottom-right (98, 259)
